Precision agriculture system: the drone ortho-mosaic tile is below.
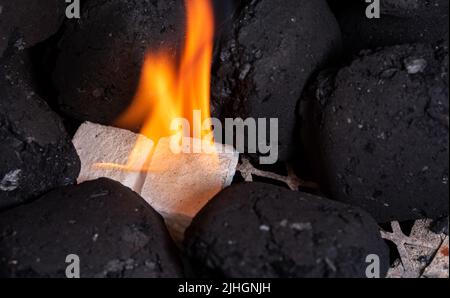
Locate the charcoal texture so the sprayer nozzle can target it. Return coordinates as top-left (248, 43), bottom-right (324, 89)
top-left (301, 43), bottom-right (449, 223)
top-left (335, 0), bottom-right (449, 55)
top-left (0, 54), bottom-right (80, 210)
top-left (53, 0), bottom-right (185, 125)
top-left (185, 182), bottom-right (389, 278)
top-left (381, 0), bottom-right (446, 17)
top-left (0, 0), bottom-right (65, 57)
top-left (430, 216), bottom-right (449, 235)
top-left (211, 0), bottom-right (341, 161)
top-left (0, 178), bottom-right (183, 278)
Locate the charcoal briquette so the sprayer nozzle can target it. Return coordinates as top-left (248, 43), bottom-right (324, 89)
top-left (0, 178), bottom-right (183, 278)
top-left (301, 43), bottom-right (449, 222)
top-left (53, 0), bottom-right (185, 125)
top-left (0, 0), bottom-right (65, 57)
top-left (0, 53), bottom-right (80, 209)
top-left (335, 0), bottom-right (449, 55)
top-left (211, 0), bottom-right (342, 161)
top-left (185, 182), bottom-right (389, 278)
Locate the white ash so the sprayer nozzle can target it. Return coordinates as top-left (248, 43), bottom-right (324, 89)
top-left (422, 237), bottom-right (449, 278)
top-left (383, 220), bottom-right (448, 278)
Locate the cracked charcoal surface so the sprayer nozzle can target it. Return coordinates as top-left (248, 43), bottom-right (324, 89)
top-left (0, 178), bottom-right (183, 278)
top-left (53, 0), bottom-right (185, 125)
top-left (211, 0), bottom-right (341, 161)
top-left (301, 43), bottom-right (449, 223)
top-left (335, 0), bottom-right (449, 55)
top-left (184, 182), bottom-right (389, 278)
top-left (0, 0), bottom-right (65, 57)
top-left (0, 53), bottom-right (80, 210)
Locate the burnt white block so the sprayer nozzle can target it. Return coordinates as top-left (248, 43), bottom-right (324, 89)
top-left (72, 122), bottom-right (239, 240)
top-left (72, 122), bottom-right (154, 192)
top-left (141, 137), bottom-right (239, 240)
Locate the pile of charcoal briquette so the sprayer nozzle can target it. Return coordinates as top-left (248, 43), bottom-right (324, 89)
top-left (0, 0), bottom-right (448, 278)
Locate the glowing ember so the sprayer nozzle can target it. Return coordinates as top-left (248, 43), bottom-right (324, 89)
top-left (98, 0), bottom-right (216, 172)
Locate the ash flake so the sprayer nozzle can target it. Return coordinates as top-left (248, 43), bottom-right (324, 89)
top-left (0, 169), bottom-right (21, 191)
top-left (259, 224), bottom-right (270, 232)
top-left (405, 58), bottom-right (427, 74)
top-left (279, 219), bottom-right (288, 227)
top-left (14, 38), bottom-right (26, 51)
top-left (290, 222), bottom-right (312, 231)
top-left (8, 260), bottom-right (18, 265)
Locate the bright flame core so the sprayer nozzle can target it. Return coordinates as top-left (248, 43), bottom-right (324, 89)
top-left (116, 0), bottom-right (215, 143)
top-left (101, 0), bottom-right (216, 171)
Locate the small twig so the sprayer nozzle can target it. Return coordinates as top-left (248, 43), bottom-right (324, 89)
top-left (236, 157), bottom-right (318, 191)
top-left (381, 221), bottom-right (417, 277)
top-left (382, 220), bottom-right (446, 278)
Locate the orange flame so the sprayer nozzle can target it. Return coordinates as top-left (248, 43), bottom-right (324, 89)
top-left (117, 0), bottom-right (214, 139)
top-left (100, 0), bottom-right (216, 171)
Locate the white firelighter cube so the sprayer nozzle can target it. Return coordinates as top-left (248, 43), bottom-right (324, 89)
top-left (72, 122), bottom-right (239, 241)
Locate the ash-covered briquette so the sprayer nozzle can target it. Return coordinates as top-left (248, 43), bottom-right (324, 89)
top-left (53, 0), bottom-right (185, 125)
top-left (300, 43), bottom-right (449, 223)
top-left (0, 53), bottom-right (80, 210)
top-left (184, 182), bottom-right (389, 278)
top-left (211, 0), bottom-right (341, 162)
top-left (0, 178), bottom-right (183, 278)
top-left (0, 0), bottom-right (65, 57)
top-left (334, 0), bottom-right (448, 55)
